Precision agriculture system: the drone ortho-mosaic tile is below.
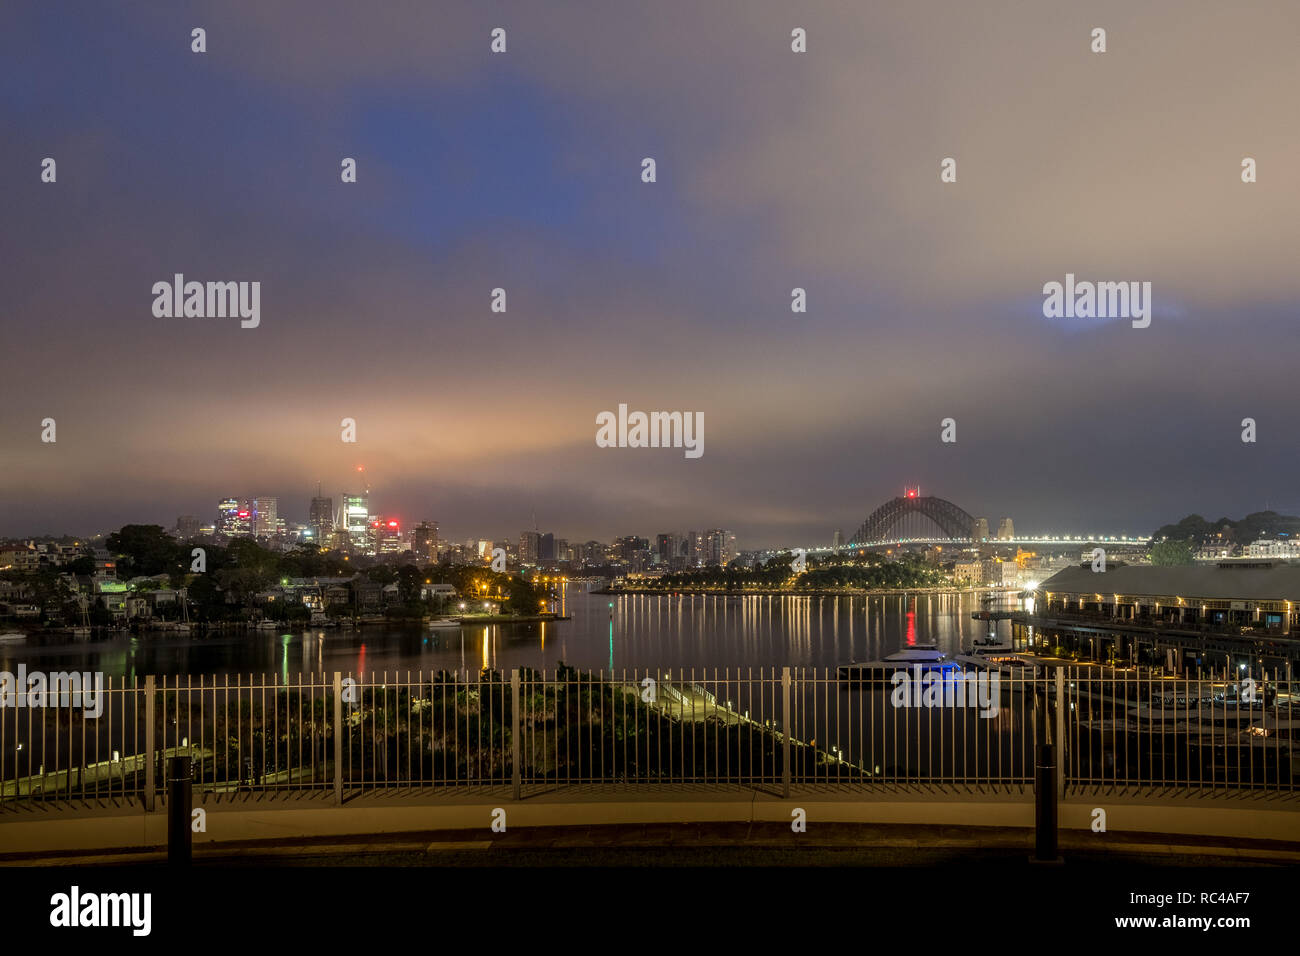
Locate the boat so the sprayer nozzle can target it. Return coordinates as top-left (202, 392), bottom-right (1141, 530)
top-left (254, 621), bottom-right (279, 631)
top-left (953, 636), bottom-right (1040, 678)
top-left (838, 644), bottom-right (962, 683)
top-left (0, 632), bottom-right (26, 644)
top-left (968, 633), bottom-right (1013, 652)
top-left (952, 650), bottom-right (1040, 678)
top-left (1237, 716), bottom-right (1300, 756)
top-left (428, 618), bottom-right (462, 629)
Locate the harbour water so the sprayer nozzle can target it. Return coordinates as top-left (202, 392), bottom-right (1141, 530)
top-left (1, 589), bottom-right (1010, 679)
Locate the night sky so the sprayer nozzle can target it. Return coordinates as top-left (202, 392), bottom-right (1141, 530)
top-left (4, 1), bottom-right (1299, 546)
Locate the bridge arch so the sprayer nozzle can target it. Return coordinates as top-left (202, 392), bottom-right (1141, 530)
top-left (850, 494), bottom-right (976, 545)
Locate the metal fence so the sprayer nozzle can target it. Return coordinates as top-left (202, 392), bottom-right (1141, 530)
top-left (1, 667), bottom-right (1294, 807)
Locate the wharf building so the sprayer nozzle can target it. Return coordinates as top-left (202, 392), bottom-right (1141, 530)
top-left (1024, 562), bottom-right (1300, 676)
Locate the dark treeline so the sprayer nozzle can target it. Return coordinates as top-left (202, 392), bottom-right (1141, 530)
top-left (629, 551), bottom-right (944, 591)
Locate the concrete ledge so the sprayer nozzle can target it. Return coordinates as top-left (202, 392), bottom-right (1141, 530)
top-left (1, 787), bottom-right (1296, 856)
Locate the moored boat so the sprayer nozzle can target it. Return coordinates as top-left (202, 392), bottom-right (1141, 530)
top-left (838, 644), bottom-right (962, 683)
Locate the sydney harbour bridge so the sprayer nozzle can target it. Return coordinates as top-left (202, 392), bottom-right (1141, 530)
top-left (848, 489), bottom-right (977, 547)
top-left (842, 489), bottom-right (1148, 549)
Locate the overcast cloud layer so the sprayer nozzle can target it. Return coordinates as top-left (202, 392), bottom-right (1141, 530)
top-left (3, 1), bottom-right (1299, 545)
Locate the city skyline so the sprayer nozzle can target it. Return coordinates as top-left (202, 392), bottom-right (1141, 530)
top-left (0, 473), bottom-right (1280, 547)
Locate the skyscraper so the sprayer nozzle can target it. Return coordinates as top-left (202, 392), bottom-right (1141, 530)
top-left (413, 521), bottom-right (439, 561)
top-left (519, 531), bottom-right (540, 565)
top-left (309, 491), bottom-right (334, 544)
top-left (615, 536), bottom-right (649, 561)
top-left (251, 497), bottom-right (278, 537)
top-left (703, 529), bottom-right (735, 566)
top-left (373, 517), bottom-right (404, 554)
top-left (217, 497), bottom-right (251, 536)
top-left (342, 494), bottom-right (370, 551)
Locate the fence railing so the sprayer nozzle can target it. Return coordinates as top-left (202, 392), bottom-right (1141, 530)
top-left (1, 667), bottom-right (1294, 807)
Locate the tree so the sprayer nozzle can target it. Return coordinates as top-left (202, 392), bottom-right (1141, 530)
top-left (106, 524), bottom-right (182, 577)
top-left (1150, 540), bottom-right (1195, 566)
top-left (394, 565), bottom-right (423, 605)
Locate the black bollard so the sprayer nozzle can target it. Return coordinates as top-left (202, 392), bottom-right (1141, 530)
top-left (1033, 742), bottom-right (1060, 863)
top-left (167, 755), bottom-right (193, 866)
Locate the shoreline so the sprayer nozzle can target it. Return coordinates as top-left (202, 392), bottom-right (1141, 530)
top-left (599, 586), bottom-right (1022, 597)
top-left (2, 613), bottom-right (573, 643)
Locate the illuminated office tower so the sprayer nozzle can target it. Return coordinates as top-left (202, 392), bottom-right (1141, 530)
top-left (342, 494), bottom-right (371, 552)
top-left (217, 497), bottom-right (251, 536)
top-left (251, 497), bottom-right (278, 537)
top-left (373, 517), bottom-right (403, 554)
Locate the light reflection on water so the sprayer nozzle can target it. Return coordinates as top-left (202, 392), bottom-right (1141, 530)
top-left (1, 589), bottom-right (1013, 679)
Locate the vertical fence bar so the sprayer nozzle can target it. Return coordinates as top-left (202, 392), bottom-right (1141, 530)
top-left (144, 675), bottom-right (156, 811)
top-left (332, 672), bottom-right (343, 804)
top-left (511, 669), bottom-right (521, 800)
top-left (1055, 668), bottom-right (1065, 793)
top-left (781, 667), bottom-right (791, 797)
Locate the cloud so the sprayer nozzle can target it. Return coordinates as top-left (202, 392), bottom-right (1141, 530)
top-left (2, 1), bottom-right (1298, 542)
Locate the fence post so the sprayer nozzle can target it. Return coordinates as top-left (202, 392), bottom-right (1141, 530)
top-left (1033, 742), bottom-right (1060, 862)
top-left (167, 755), bottom-right (192, 865)
top-left (1055, 667), bottom-right (1066, 794)
top-left (781, 667), bottom-right (791, 798)
top-left (332, 672), bottom-right (343, 805)
top-left (144, 676), bottom-right (156, 811)
top-left (511, 669), bottom-right (521, 801)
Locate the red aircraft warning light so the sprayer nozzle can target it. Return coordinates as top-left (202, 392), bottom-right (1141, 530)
top-left (905, 488), bottom-right (919, 499)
